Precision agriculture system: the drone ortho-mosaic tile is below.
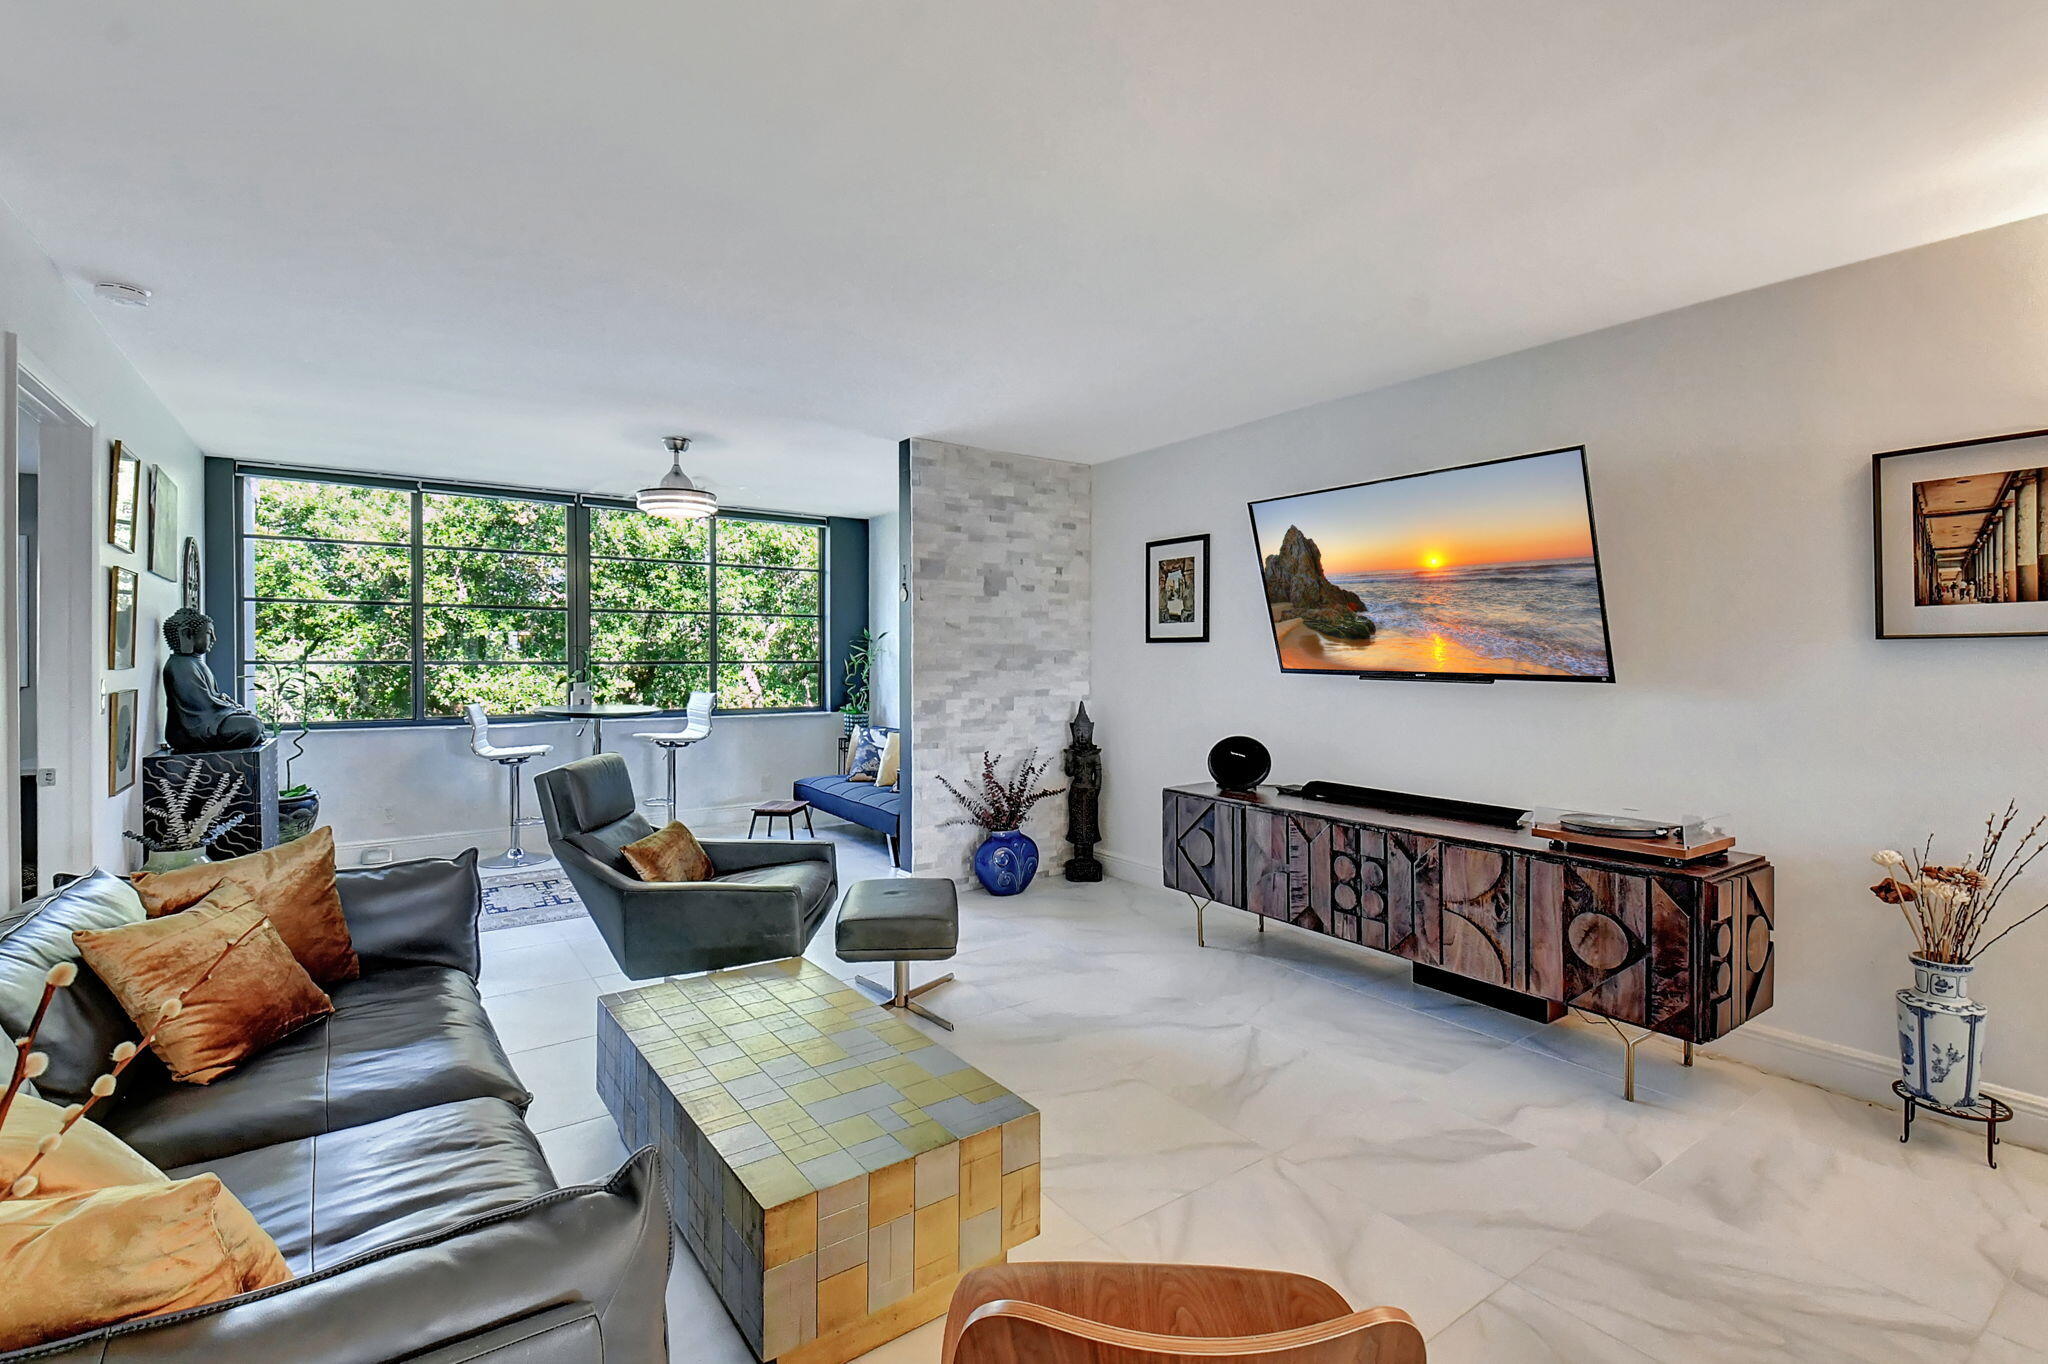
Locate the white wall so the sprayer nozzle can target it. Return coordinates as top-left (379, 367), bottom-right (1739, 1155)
top-left (304, 712), bottom-right (846, 863)
top-left (0, 200), bottom-right (204, 879)
top-left (867, 511), bottom-right (901, 726)
top-left (1093, 213), bottom-right (2048, 1109)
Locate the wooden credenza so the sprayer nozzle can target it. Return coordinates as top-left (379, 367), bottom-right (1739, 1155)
top-left (1162, 784), bottom-right (1773, 1044)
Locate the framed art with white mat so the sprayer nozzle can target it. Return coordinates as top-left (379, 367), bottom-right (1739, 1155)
top-left (1875, 428), bottom-right (2048, 639)
top-left (1145, 533), bottom-right (1209, 643)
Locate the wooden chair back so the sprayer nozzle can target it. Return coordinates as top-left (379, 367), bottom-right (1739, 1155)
top-left (942, 1262), bottom-right (1425, 1364)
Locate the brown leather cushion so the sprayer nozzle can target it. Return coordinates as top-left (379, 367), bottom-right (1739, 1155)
top-left (622, 821), bottom-right (713, 883)
top-left (131, 828), bottom-right (360, 986)
top-left (73, 894), bottom-right (334, 1085)
top-left (0, 1175), bottom-right (290, 1351)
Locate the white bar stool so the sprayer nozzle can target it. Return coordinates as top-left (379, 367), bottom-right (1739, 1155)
top-left (633, 691), bottom-right (714, 817)
top-left (465, 703), bottom-right (555, 871)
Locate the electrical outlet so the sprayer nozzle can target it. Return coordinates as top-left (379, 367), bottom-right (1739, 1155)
top-left (359, 846), bottom-right (394, 865)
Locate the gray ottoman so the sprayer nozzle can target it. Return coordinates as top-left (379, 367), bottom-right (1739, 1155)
top-left (835, 877), bottom-right (960, 1030)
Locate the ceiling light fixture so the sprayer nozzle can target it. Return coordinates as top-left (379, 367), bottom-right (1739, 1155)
top-left (636, 436), bottom-right (717, 520)
top-left (92, 281), bottom-right (153, 307)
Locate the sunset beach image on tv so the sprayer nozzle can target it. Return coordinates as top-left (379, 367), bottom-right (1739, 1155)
top-left (1248, 447), bottom-right (1615, 681)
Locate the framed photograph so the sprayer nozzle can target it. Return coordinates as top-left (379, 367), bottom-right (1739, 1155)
top-left (107, 441), bottom-right (141, 552)
top-left (181, 536), bottom-right (203, 611)
top-left (1875, 428), bottom-right (2048, 639)
top-left (146, 465), bottom-right (180, 580)
top-left (1146, 533), bottom-right (1210, 643)
top-left (107, 689), bottom-right (138, 796)
top-left (108, 567), bottom-right (137, 670)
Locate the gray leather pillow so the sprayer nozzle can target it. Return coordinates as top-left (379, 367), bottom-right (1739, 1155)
top-left (336, 850), bottom-right (484, 978)
top-left (0, 869), bottom-right (168, 1105)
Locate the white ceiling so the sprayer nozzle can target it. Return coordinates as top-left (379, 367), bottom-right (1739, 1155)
top-left (5, 2), bottom-right (2048, 517)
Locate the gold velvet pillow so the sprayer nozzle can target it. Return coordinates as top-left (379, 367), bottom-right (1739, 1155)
top-left (0, 1095), bottom-right (290, 1292)
top-left (0, 1093), bottom-right (161, 1198)
top-left (0, 1175), bottom-right (291, 1350)
top-left (131, 827), bottom-right (359, 985)
top-left (72, 893), bottom-right (334, 1085)
top-left (622, 821), bottom-right (714, 884)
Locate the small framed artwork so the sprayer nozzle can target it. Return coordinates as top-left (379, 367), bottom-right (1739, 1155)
top-left (1146, 533), bottom-right (1210, 643)
top-left (181, 536), bottom-right (202, 611)
top-left (108, 689), bottom-right (138, 796)
top-left (1875, 428), bottom-right (2048, 639)
top-left (146, 465), bottom-right (180, 580)
top-left (107, 567), bottom-right (138, 670)
top-left (107, 441), bottom-right (141, 552)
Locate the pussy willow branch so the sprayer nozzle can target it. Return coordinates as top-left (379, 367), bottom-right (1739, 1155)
top-left (1, 922), bottom-right (263, 1198)
top-left (0, 976), bottom-right (65, 1135)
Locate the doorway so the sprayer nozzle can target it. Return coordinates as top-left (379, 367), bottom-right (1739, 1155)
top-left (6, 356), bottom-right (94, 905)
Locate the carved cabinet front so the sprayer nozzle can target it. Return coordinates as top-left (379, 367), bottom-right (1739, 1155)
top-left (1165, 791), bottom-right (1773, 1043)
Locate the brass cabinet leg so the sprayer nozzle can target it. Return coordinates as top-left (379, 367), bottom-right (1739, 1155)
top-left (1183, 895), bottom-right (1210, 947)
top-left (1256, 913), bottom-right (1265, 934)
top-left (1683, 1039), bottom-right (1694, 1067)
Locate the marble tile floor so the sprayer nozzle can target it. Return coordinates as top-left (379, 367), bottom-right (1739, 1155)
top-left (481, 825), bottom-right (2048, 1363)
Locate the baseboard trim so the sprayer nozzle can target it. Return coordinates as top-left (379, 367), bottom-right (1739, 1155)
top-left (1095, 845), bottom-right (2048, 1151)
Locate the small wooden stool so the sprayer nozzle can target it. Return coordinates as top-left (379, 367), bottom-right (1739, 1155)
top-left (750, 799), bottom-right (814, 839)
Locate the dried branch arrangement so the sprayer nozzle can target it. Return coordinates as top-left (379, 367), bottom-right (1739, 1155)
top-left (1869, 802), bottom-right (2048, 964)
top-left (1, 922), bottom-right (262, 1198)
top-left (937, 750), bottom-right (1064, 833)
top-left (123, 763), bottom-right (248, 854)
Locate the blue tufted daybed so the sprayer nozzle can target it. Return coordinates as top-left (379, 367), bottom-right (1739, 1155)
top-left (794, 726), bottom-right (902, 863)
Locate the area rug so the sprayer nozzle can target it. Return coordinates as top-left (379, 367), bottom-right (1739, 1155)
top-left (479, 868), bottom-right (588, 931)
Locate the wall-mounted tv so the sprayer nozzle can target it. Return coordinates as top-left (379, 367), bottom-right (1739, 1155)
top-left (1247, 446), bottom-right (1616, 683)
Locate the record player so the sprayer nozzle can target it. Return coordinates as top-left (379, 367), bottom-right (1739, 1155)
top-left (1523, 808), bottom-right (1736, 865)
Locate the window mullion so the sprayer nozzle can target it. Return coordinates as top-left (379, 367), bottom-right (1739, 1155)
top-left (708, 517), bottom-right (721, 710)
top-left (569, 500), bottom-right (591, 692)
top-left (409, 490), bottom-right (426, 722)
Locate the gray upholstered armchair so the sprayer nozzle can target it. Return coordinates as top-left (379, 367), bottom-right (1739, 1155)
top-left (534, 754), bottom-right (837, 978)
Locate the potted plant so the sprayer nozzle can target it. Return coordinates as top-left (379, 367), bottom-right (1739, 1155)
top-left (937, 750), bottom-right (1064, 896)
top-left (1870, 802), bottom-right (2048, 1111)
top-left (253, 658), bottom-right (319, 843)
top-left (124, 764), bottom-right (248, 872)
top-left (839, 628), bottom-right (887, 736)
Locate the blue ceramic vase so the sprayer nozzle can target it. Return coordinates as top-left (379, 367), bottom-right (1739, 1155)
top-left (973, 830), bottom-right (1039, 896)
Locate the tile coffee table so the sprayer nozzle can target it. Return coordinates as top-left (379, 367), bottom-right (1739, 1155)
top-left (595, 957), bottom-right (1040, 1364)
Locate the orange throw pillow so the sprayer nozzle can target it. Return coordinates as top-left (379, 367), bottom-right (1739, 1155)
top-left (622, 821), bottom-right (715, 884)
top-left (72, 893), bottom-right (333, 1085)
top-left (0, 1094), bottom-right (288, 1291)
top-left (0, 1175), bottom-right (290, 1350)
top-left (131, 827), bottom-right (359, 985)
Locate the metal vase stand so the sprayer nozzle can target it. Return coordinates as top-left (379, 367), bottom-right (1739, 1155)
top-left (1892, 1079), bottom-right (2014, 1169)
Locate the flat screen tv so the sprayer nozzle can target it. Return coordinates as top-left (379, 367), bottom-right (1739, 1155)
top-left (1247, 446), bottom-right (1616, 683)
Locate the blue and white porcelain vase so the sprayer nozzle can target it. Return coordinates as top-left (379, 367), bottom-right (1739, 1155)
top-left (973, 829), bottom-right (1038, 896)
top-left (1897, 954), bottom-right (1988, 1110)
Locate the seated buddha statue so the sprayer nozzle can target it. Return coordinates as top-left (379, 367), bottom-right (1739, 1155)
top-left (162, 608), bottom-right (266, 752)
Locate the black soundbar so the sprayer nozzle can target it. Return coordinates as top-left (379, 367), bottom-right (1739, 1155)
top-left (1290, 780), bottom-right (1528, 829)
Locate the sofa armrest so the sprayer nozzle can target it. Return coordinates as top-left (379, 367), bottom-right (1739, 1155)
top-left (335, 850), bottom-right (483, 978)
top-left (701, 839), bottom-right (837, 876)
top-left (5, 1148), bottom-right (669, 1364)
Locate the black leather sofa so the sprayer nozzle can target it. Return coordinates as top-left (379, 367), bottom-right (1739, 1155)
top-left (536, 754), bottom-right (837, 978)
top-left (0, 853), bottom-right (668, 1363)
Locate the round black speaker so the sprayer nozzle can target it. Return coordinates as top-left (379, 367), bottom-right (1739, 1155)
top-left (1207, 736), bottom-right (1271, 793)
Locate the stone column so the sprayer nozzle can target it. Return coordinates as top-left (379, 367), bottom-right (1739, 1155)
top-left (2007, 500), bottom-right (2020, 602)
top-left (2020, 474), bottom-right (2041, 602)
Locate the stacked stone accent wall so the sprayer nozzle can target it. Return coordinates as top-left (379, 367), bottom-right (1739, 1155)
top-left (906, 440), bottom-right (1091, 882)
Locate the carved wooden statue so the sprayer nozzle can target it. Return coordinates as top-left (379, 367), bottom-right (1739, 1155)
top-left (162, 608), bottom-right (265, 752)
top-left (1063, 702), bottom-right (1103, 882)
